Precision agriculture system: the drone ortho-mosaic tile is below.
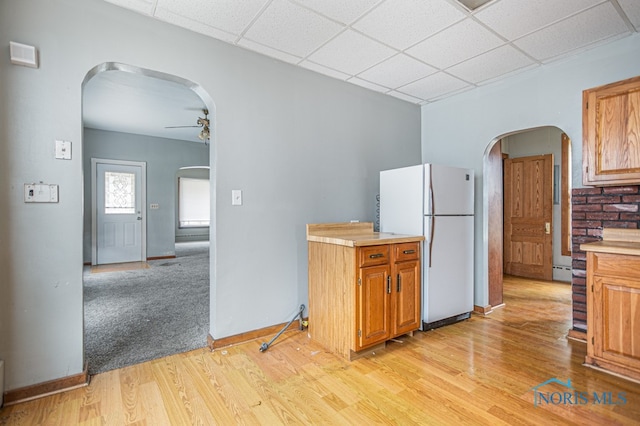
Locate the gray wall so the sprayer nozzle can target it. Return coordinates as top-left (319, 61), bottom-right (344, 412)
top-left (421, 33), bottom-right (640, 309)
top-left (0, 0), bottom-right (421, 391)
top-left (83, 128), bottom-right (210, 261)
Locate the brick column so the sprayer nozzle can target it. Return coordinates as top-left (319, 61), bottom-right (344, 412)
top-left (571, 185), bottom-right (640, 332)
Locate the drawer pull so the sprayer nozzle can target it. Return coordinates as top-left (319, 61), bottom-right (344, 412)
top-left (369, 253), bottom-right (384, 259)
top-left (402, 249), bottom-right (416, 255)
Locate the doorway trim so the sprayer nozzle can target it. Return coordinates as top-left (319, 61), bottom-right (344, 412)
top-left (91, 158), bottom-right (147, 265)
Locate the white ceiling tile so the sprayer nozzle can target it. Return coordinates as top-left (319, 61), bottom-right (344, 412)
top-left (295, 0), bottom-right (379, 25)
top-left (446, 45), bottom-right (535, 84)
top-left (155, 0), bottom-right (268, 35)
top-left (357, 54), bottom-right (437, 89)
top-left (104, 0), bottom-right (155, 15)
top-left (347, 77), bottom-right (389, 93)
top-left (407, 18), bottom-right (504, 69)
top-left (515, 3), bottom-right (630, 62)
top-left (154, 8), bottom-right (239, 44)
top-left (243, 0), bottom-right (344, 57)
top-left (386, 90), bottom-right (423, 104)
top-left (618, 0), bottom-right (640, 30)
top-left (299, 61), bottom-right (351, 80)
top-left (353, 0), bottom-right (466, 50)
top-left (398, 72), bottom-right (470, 101)
top-left (307, 29), bottom-right (396, 75)
top-left (475, 0), bottom-right (603, 40)
top-left (237, 38), bottom-right (302, 64)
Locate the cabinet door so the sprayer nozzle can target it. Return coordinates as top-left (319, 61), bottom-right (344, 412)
top-left (357, 265), bottom-right (391, 350)
top-left (393, 259), bottom-right (421, 336)
top-left (593, 274), bottom-right (640, 371)
top-left (583, 75), bottom-right (640, 186)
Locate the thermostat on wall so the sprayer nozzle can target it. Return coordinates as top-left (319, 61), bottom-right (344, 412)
top-left (24, 183), bottom-right (59, 203)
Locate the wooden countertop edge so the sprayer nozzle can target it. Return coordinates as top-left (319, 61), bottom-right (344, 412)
top-left (580, 240), bottom-right (640, 256)
top-left (580, 228), bottom-right (640, 256)
top-left (307, 233), bottom-right (424, 247)
top-left (306, 222), bottom-right (424, 247)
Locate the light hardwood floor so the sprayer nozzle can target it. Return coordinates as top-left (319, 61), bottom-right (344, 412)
top-left (2, 276), bottom-right (639, 425)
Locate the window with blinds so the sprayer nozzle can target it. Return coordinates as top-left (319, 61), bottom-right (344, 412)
top-left (178, 177), bottom-right (210, 228)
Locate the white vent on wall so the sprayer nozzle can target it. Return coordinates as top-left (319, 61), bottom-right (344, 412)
top-left (10, 41), bottom-right (38, 68)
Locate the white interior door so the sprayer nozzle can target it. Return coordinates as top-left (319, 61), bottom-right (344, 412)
top-left (93, 159), bottom-right (146, 265)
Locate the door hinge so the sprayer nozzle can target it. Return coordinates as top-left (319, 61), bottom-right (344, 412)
top-left (358, 329), bottom-right (362, 337)
top-left (591, 284), bottom-right (594, 292)
top-left (586, 101), bottom-right (588, 110)
top-left (592, 337), bottom-right (595, 345)
top-left (358, 278), bottom-right (362, 286)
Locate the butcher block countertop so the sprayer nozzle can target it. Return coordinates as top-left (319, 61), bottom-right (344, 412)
top-left (306, 222), bottom-right (424, 247)
top-left (580, 228), bottom-right (640, 256)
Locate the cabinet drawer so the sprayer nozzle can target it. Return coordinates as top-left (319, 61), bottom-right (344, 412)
top-left (359, 245), bottom-right (390, 267)
top-left (593, 252), bottom-right (640, 280)
top-left (394, 242), bottom-right (420, 262)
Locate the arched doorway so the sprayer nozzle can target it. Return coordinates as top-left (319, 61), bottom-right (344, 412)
top-left (484, 126), bottom-right (572, 310)
top-left (81, 63), bottom-right (215, 373)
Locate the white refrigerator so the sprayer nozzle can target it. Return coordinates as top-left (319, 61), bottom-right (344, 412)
top-left (380, 164), bottom-right (474, 329)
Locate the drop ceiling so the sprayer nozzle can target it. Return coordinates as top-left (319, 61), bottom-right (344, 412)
top-left (105, 0), bottom-right (639, 104)
top-left (87, 0), bottom-right (639, 142)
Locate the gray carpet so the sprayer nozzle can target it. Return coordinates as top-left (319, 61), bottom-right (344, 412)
top-left (84, 241), bottom-right (209, 374)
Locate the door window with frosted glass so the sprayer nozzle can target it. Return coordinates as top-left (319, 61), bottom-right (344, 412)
top-left (104, 171), bottom-right (136, 214)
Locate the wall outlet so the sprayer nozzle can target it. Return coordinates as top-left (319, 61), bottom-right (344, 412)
top-left (55, 140), bottom-right (72, 160)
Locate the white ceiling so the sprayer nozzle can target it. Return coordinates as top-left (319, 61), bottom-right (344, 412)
top-left (87, 0), bottom-right (640, 142)
top-left (84, 68), bottom-right (210, 143)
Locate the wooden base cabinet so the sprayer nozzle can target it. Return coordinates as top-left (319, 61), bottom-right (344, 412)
top-left (308, 238), bottom-right (421, 360)
top-left (356, 243), bottom-right (421, 351)
top-left (585, 252), bottom-right (640, 381)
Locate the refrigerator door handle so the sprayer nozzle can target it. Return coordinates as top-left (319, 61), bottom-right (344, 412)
top-left (429, 216), bottom-right (434, 268)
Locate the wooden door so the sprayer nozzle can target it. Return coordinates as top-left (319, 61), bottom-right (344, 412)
top-left (503, 154), bottom-right (553, 281)
top-left (357, 265), bottom-right (391, 350)
top-left (393, 259), bottom-right (421, 336)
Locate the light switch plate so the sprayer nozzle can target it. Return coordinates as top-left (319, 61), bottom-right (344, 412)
top-left (232, 189), bottom-right (242, 206)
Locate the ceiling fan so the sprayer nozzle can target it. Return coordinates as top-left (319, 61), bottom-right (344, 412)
top-left (165, 108), bottom-right (210, 143)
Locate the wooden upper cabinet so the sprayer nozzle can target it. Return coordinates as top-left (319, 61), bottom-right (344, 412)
top-left (583, 75), bottom-right (640, 186)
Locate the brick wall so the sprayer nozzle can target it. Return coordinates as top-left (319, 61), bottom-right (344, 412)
top-left (571, 185), bottom-right (640, 332)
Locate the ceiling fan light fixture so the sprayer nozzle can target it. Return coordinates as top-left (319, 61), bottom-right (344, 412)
top-left (198, 126), bottom-right (210, 142)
